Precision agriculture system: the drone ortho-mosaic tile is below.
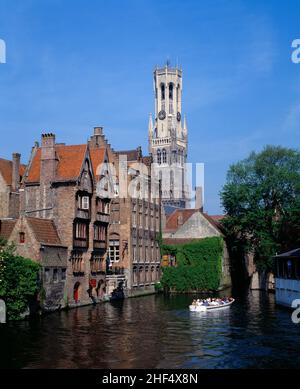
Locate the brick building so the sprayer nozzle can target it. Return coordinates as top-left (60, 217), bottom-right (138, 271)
top-left (0, 154), bottom-right (26, 218)
top-left (162, 207), bottom-right (231, 289)
top-left (0, 126), bottom-right (163, 310)
top-left (20, 132), bottom-right (111, 306)
top-left (86, 128), bottom-right (163, 297)
top-left (3, 217), bottom-right (68, 311)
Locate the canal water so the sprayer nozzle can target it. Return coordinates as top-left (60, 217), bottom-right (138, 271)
top-left (1, 290), bottom-right (300, 369)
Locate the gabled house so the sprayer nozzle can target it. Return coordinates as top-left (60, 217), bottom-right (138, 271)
top-left (3, 216), bottom-right (68, 311)
top-left (20, 132), bottom-right (111, 307)
top-left (88, 128), bottom-right (163, 297)
top-left (162, 208), bottom-right (231, 289)
top-left (0, 154), bottom-right (26, 218)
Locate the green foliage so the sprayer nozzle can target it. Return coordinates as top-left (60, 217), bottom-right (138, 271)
top-left (0, 240), bottom-right (41, 320)
top-left (160, 237), bottom-right (223, 292)
top-left (154, 282), bottom-right (163, 292)
top-left (221, 145), bottom-right (300, 271)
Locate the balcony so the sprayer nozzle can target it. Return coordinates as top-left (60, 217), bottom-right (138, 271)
top-left (73, 238), bottom-right (88, 249)
top-left (152, 137), bottom-right (171, 146)
top-left (93, 240), bottom-right (106, 250)
top-left (96, 212), bottom-right (110, 223)
top-left (73, 270), bottom-right (85, 277)
top-left (76, 208), bottom-right (90, 220)
top-left (107, 267), bottom-right (125, 276)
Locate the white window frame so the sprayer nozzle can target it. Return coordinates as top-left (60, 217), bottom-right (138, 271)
top-left (109, 240), bottom-right (120, 263)
top-left (81, 196), bottom-right (89, 210)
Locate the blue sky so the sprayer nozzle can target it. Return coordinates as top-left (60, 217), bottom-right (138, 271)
top-left (0, 0), bottom-right (300, 214)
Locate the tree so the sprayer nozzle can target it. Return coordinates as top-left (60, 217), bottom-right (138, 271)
top-left (0, 239), bottom-right (41, 320)
top-left (221, 145), bottom-right (300, 272)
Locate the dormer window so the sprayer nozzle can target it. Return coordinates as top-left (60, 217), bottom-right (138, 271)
top-left (79, 196), bottom-right (89, 210)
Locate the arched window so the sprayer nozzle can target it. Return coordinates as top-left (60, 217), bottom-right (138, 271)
top-left (178, 149), bottom-right (183, 165)
top-left (156, 265), bottom-right (160, 281)
top-left (169, 83), bottom-right (174, 100)
top-left (170, 170), bottom-right (174, 197)
top-left (161, 83), bottom-right (165, 100)
top-left (139, 266), bottom-right (144, 285)
top-left (177, 214), bottom-right (183, 226)
top-left (133, 266), bottom-right (138, 285)
top-left (157, 149), bottom-right (161, 165)
top-left (151, 266), bottom-right (155, 282)
top-left (162, 149), bottom-right (167, 164)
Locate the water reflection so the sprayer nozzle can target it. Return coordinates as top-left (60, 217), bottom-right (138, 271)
top-left (0, 290), bottom-right (299, 369)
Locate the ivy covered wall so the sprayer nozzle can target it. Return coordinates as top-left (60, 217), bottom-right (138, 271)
top-left (160, 237), bottom-right (224, 292)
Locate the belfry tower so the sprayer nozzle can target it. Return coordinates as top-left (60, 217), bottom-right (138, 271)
top-left (148, 63), bottom-right (189, 208)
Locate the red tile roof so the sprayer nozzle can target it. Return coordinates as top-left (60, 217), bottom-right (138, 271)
top-left (26, 217), bottom-right (62, 245)
top-left (0, 219), bottom-right (17, 240)
top-left (26, 148), bottom-right (41, 183)
top-left (89, 148), bottom-right (106, 177)
top-left (56, 145), bottom-right (87, 181)
top-left (202, 213), bottom-right (225, 233)
top-left (165, 209), bottom-right (225, 234)
top-left (0, 158), bottom-right (26, 186)
top-left (116, 149), bottom-right (139, 161)
top-left (26, 145), bottom-right (106, 183)
top-left (209, 215), bottom-right (225, 222)
top-left (165, 208), bottom-right (198, 232)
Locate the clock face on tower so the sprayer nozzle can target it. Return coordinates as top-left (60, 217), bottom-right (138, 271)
top-left (177, 112), bottom-right (181, 122)
top-left (158, 110), bottom-right (166, 120)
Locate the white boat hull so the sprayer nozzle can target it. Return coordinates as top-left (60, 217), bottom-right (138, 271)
top-left (189, 299), bottom-right (235, 312)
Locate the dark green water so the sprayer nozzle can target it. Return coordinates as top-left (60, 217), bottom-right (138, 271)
top-left (0, 290), bottom-right (299, 369)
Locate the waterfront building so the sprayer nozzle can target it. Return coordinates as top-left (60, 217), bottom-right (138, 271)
top-left (274, 248), bottom-right (300, 308)
top-left (90, 128), bottom-right (163, 297)
top-left (1, 216), bottom-right (68, 311)
top-left (0, 126), bottom-right (163, 309)
top-left (23, 131), bottom-right (115, 307)
top-left (162, 202), bottom-right (231, 289)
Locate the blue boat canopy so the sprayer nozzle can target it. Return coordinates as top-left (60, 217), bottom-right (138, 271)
top-left (274, 248), bottom-right (300, 259)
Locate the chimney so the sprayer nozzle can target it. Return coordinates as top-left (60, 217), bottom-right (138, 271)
top-left (89, 126), bottom-right (105, 148)
top-left (137, 146), bottom-right (142, 160)
top-left (195, 186), bottom-right (203, 212)
top-left (12, 153), bottom-right (21, 191)
top-left (41, 133), bottom-right (56, 183)
top-left (94, 126), bottom-right (103, 136)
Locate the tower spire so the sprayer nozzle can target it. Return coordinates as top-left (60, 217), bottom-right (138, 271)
top-left (148, 113), bottom-right (153, 154)
top-left (149, 63), bottom-right (189, 208)
top-left (183, 114), bottom-right (187, 136)
top-left (148, 113), bottom-right (153, 138)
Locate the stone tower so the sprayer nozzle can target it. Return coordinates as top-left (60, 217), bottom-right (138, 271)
top-left (148, 63), bottom-right (189, 208)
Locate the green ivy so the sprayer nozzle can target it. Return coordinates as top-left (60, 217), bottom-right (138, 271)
top-left (0, 240), bottom-right (41, 320)
top-left (160, 237), bottom-right (223, 292)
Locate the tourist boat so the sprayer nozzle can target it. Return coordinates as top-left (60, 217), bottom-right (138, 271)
top-left (189, 299), bottom-right (235, 312)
